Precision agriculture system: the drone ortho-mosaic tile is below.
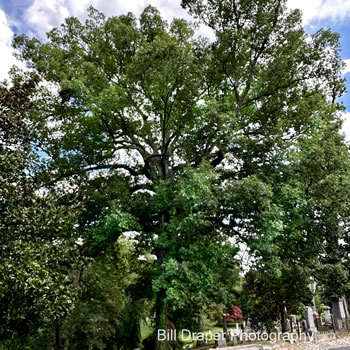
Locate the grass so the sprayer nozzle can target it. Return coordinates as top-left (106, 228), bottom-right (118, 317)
top-left (140, 322), bottom-right (153, 340)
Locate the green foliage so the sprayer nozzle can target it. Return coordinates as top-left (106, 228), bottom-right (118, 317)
top-left (245, 265), bottom-right (312, 327)
top-left (0, 239), bottom-right (153, 350)
top-left (58, 239), bottom-right (152, 350)
top-left (0, 76), bottom-right (81, 341)
top-left (8, 0), bottom-right (350, 346)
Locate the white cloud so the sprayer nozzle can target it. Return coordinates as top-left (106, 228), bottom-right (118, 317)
top-left (22, 0), bottom-right (216, 47)
top-left (144, 0), bottom-right (189, 21)
top-left (340, 112), bottom-right (350, 141)
top-left (95, 0), bottom-right (147, 19)
top-left (287, 0), bottom-right (322, 25)
top-left (16, 0), bottom-right (350, 41)
top-left (0, 9), bottom-right (23, 81)
top-left (24, 0), bottom-right (70, 39)
top-left (23, 0), bottom-right (191, 40)
top-left (288, 0), bottom-right (350, 25)
top-left (21, 0), bottom-right (350, 46)
top-left (65, 0), bottom-right (95, 17)
top-left (342, 59), bottom-right (350, 75)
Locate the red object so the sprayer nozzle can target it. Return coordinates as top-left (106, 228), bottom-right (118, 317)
top-left (226, 306), bottom-right (243, 322)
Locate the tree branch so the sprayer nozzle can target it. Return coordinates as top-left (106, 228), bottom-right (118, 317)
top-left (44, 163), bottom-right (143, 186)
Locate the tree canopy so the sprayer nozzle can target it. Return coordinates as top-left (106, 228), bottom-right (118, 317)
top-left (1, 0), bottom-right (350, 348)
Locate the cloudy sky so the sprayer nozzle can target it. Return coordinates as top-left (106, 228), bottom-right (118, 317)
top-left (1, 0), bottom-right (350, 138)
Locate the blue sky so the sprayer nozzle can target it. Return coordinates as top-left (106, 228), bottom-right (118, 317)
top-left (1, 0), bottom-right (350, 138)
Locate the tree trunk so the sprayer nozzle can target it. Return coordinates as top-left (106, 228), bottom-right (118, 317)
top-left (155, 245), bottom-right (173, 350)
top-left (280, 304), bottom-right (289, 333)
top-left (54, 318), bottom-right (62, 350)
top-left (154, 161), bottom-right (174, 350)
top-left (155, 291), bottom-right (176, 350)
